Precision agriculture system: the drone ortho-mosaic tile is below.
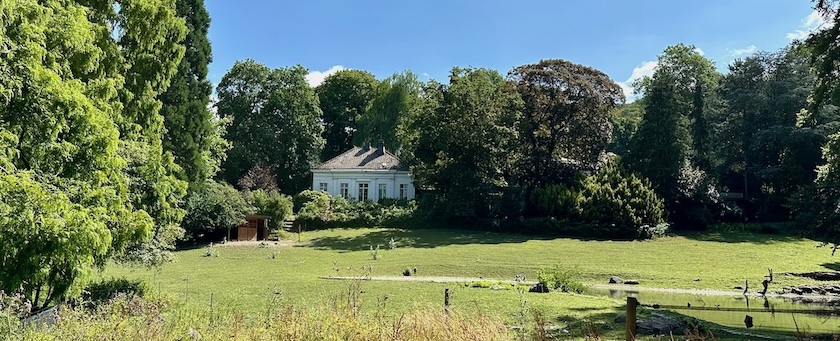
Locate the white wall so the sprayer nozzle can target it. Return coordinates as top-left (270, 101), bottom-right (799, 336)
top-left (312, 170), bottom-right (415, 201)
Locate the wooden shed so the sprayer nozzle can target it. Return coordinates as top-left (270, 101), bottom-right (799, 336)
top-left (231, 215), bottom-right (270, 241)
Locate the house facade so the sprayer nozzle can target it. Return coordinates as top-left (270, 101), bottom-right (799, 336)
top-left (311, 141), bottom-right (415, 201)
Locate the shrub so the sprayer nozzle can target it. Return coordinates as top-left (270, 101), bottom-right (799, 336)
top-left (81, 278), bottom-right (146, 305)
top-left (0, 291), bottom-right (28, 336)
top-left (245, 189), bottom-right (293, 229)
top-left (295, 190), bottom-right (332, 225)
top-left (203, 243), bottom-right (220, 257)
top-left (577, 159), bottom-right (668, 239)
top-left (294, 190), bottom-right (332, 213)
top-left (519, 160), bottom-right (668, 240)
top-left (299, 192), bottom-right (418, 229)
top-left (402, 268), bottom-right (413, 276)
top-left (181, 180), bottom-right (252, 239)
top-left (536, 265), bottom-right (585, 294)
top-left (529, 184), bottom-right (580, 218)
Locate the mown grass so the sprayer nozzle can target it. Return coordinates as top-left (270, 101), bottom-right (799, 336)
top-left (101, 227), bottom-right (839, 339)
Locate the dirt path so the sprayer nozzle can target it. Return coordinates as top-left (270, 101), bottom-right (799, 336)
top-left (319, 276), bottom-right (840, 300)
top-left (216, 240), bottom-right (296, 247)
top-left (591, 284), bottom-right (840, 300)
top-left (320, 275), bottom-right (537, 285)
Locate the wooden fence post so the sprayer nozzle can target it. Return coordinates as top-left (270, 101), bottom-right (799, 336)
top-left (444, 288), bottom-right (451, 314)
top-left (626, 296), bottom-right (637, 341)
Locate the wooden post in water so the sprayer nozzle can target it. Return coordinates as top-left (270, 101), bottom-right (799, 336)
top-left (444, 288), bottom-right (451, 314)
top-left (626, 296), bottom-right (637, 341)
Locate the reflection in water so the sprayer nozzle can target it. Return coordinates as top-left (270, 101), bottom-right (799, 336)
top-left (589, 288), bottom-right (840, 334)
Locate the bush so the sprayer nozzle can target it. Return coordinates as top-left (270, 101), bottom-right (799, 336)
top-left (529, 184), bottom-right (580, 218)
top-left (294, 190), bottom-right (332, 213)
top-left (577, 160), bottom-right (668, 239)
top-left (81, 278), bottom-right (146, 305)
top-left (536, 265), bottom-right (585, 294)
top-left (296, 191), bottom-right (418, 229)
top-left (245, 189), bottom-right (293, 229)
top-left (518, 160), bottom-right (668, 240)
top-left (181, 180), bottom-right (252, 239)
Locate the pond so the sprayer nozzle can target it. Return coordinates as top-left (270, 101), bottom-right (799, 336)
top-left (587, 287), bottom-right (840, 334)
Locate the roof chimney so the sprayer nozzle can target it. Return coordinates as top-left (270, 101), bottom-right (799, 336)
top-left (363, 141), bottom-right (371, 150)
top-left (377, 139), bottom-right (385, 154)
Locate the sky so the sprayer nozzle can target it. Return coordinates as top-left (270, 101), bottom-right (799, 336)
top-left (204, 1), bottom-right (826, 100)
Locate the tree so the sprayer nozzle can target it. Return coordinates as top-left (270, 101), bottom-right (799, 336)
top-left (608, 102), bottom-right (645, 157)
top-left (577, 159), bottom-right (668, 239)
top-left (355, 71), bottom-right (423, 156)
top-left (217, 60), bottom-right (325, 194)
top-left (111, 0), bottom-right (190, 266)
top-left (317, 70), bottom-right (378, 160)
top-left (798, 0), bottom-right (840, 249)
top-left (508, 59), bottom-right (624, 189)
top-left (159, 0), bottom-right (226, 183)
top-left (629, 44), bottom-right (720, 226)
top-left (182, 180), bottom-right (251, 239)
top-left (407, 68), bottom-right (523, 219)
top-left (808, 0), bottom-right (840, 107)
top-left (629, 81), bottom-right (688, 202)
top-left (717, 47), bottom-right (821, 221)
top-left (0, 0), bottom-right (186, 308)
top-left (244, 189), bottom-right (293, 229)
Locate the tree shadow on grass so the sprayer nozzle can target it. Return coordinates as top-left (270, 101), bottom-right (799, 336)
top-left (821, 262), bottom-right (840, 271)
top-left (675, 230), bottom-right (803, 244)
top-left (304, 228), bottom-right (558, 252)
top-left (549, 310), bottom-right (623, 338)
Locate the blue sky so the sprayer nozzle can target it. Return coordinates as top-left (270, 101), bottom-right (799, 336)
top-left (205, 1), bottom-right (824, 99)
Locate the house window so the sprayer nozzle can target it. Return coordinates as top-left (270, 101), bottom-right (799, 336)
top-left (319, 182), bottom-right (328, 192)
top-left (399, 184), bottom-right (407, 199)
top-left (358, 183), bottom-right (369, 201)
top-left (340, 183), bottom-right (349, 198)
top-left (378, 184), bottom-right (387, 200)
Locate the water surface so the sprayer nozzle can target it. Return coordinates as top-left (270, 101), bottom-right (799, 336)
top-left (588, 287), bottom-right (840, 334)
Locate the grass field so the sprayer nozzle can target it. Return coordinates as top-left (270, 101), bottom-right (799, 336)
top-left (102, 227), bottom-right (840, 339)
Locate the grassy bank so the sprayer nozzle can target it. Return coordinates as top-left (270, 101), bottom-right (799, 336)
top-left (98, 227), bottom-right (838, 339)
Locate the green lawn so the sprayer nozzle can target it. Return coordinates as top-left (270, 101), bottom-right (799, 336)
top-left (103, 227), bottom-right (839, 339)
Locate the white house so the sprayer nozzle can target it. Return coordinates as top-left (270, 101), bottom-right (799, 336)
top-left (311, 141), bottom-right (415, 201)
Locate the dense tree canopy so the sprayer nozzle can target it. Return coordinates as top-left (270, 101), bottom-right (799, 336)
top-left (355, 71), bottom-right (422, 156)
top-left (809, 0), bottom-right (840, 107)
top-left (317, 70), bottom-right (378, 160)
top-left (159, 0), bottom-right (223, 183)
top-left (181, 180), bottom-right (250, 239)
top-left (608, 102), bottom-right (644, 157)
top-left (0, 0), bottom-right (186, 308)
top-left (629, 44), bottom-right (720, 225)
top-left (715, 48), bottom-right (821, 220)
top-left (216, 60), bottom-right (324, 194)
top-left (407, 68), bottom-right (523, 219)
top-left (508, 59), bottom-right (624, 189)
top-left (799, 0), bottom-right (840, 248)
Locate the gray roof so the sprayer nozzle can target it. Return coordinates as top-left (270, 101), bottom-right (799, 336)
top-left (315, 145), bottom-right (408, 171)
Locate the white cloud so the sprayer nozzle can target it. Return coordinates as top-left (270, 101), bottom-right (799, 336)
top-left (693, 47), bottom-right (705, 56)
top-left (618, 60), bottom-right (657, 102)
top-left (731, 45), bottom-right (758, 57)
top-left (804, 10), bottom-right (826, 28)
top-left (787, 10), bottom-right (828, 41)
top-left (305, 65), bottom-right (346, 87)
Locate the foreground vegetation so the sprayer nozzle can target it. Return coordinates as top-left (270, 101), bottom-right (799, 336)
top-left (82, 227), bottom-right (837, 339)
top-left (5, 295), bottom-right (519, 341)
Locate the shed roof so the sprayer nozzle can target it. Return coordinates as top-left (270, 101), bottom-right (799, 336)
top-left (315, 145), bottom-right (408, 171)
